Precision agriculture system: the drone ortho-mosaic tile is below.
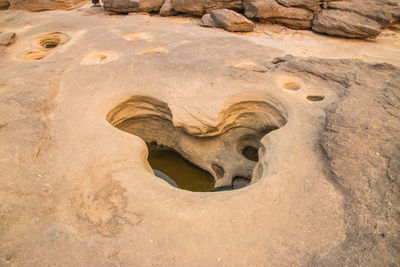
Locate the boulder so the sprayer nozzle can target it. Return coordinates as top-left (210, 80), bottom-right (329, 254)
top-left (312, 10), bottom-right (382, 38)
top-left (0, 0), bottom-right (10, 10)
top-left (159, 0), bottom-right (178, 16)
top-left (8, 0), bottom-right (83, 11)
top-left (210, 9), bottom-right (255, 32)
top-left (276, 0), bottom-right (320, 12)
top-left (170, 0), bottom-right (243, 16)
top-left (200, 13), bottom-right (220, 27)
top-left (0, 32), bottom-right (15, 46)
top-left (243, 0), bottom-right (314, 29)
top-left (102, 0), bottom-right (165, 13)
top-left (326, 0), bottom-right (400, 28)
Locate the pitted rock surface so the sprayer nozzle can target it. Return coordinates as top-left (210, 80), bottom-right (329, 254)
top-left (0, 5), bottom-right (399, 267)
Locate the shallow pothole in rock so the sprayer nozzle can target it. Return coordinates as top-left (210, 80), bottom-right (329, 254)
top-left (81, 51), bottom-right (119, 65)
top-left (307, 95), bottom-right (325, 102)
top-left (139, 47), bottom-right (169, 55)
top-left (22, 32), bottom-right (69, 61)
top-left (36, 32), bottom-right (69, 50)
top-left (283, 82), bottom-right (301, 91)
top-left (107, 95), bottom-right (287, 192)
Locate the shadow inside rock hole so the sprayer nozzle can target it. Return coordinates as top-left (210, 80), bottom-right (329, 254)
top-left (107, 95), bottom-right (287, 192)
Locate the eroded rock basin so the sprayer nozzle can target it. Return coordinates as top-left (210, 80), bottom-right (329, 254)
top-left (107, 95), bottom-right (287, 190)
top-left (0, 5), bottom-right (399, 267)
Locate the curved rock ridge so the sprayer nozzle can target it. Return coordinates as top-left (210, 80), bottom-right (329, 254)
top-left (107, 95), bottom-right (287, 189)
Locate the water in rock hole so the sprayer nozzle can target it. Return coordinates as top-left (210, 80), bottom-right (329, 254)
top-left (147, 143), bottom-right (214, 192)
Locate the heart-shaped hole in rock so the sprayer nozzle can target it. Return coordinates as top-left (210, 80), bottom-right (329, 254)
top-left (107, 95), bottom-right (287, 192)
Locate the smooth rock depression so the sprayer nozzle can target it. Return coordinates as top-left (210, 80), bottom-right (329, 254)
top-left (0, 2), bottom-right (399, 267)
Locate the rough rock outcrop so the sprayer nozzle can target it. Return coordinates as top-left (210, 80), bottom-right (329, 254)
top-left (276, 0), bottom-right (320, 12)
top-left (0, 8), bottom-right (400, 265)
top-left (170, 0), bottom-right (243, 16)
top-left (200, 13), bottom-right (220, 27)
top-left (325, 0), bottom-right (400, 28)
top-left (312, 9), bottom-right (382, 38)
top-left (210, 9), bottom-right (255, 32)
top-left (159, 0), bottom-right (177, 16)
top-left (0, 0), bottom-right (10, 10)
top-left (244, 0), bottom-right (314, 29)
top-left (8, 0), bottom-right (83, 11)
top-left (0, 32), bottom-right (15, 46)
top-left (103, 0), bottom-right (165, 13)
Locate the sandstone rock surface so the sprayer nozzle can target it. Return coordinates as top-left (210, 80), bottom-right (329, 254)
top-left (210, 9), bottom-right (255, 32)
top-left (276, 0), bottom-right (320, 12)
top-left (200, 13), bottom-right (220, 27)
top-left (0, 6), bottom-right (399, 267)
top-left (170, 0), bottom-right (243, 16)
top-left (159, 0), bottom-right (177, 16)
top-left (0, 0), bottom-right (10, 10)
top-left (0, 32), bottom-right (15, 46)
top-left (312, 9), bottom-right (382, 38)
top-left (326, 0), bottom-right (400, 27)
top-left (103, 0), bottom-right (165, 13)
top-left (8, 0), bottom-right (84, 11)
top-left (244, 0), bottom-right (314, 29)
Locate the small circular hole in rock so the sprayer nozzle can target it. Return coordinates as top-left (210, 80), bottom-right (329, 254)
top-left (242, 146), bottom-right (259, 162)
top-left (306, 95), bottom-right (325, 102)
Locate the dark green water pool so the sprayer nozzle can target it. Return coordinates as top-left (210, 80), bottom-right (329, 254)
top-left (147, 143), bottom-right (214, 192)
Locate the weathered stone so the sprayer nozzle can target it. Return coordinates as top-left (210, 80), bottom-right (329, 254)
top-left (159, 0), bottom-right (178, 16)
top-left (210, 9), bottom-right (255, 32)
top-left (0, 32), bottom-right (15, 46)
top-left (276, 0), bottom-right (320, 12)
top-left (0, 0), bottom-right (10, 10)
top-left (8, 0), bottom-right (83, 11)
top-left (200, 13), bottom-right (220, 27)
top-left (326, 0), bottom-right (400, 28)
top-left (170, 0), bottom-right (243, 16)
top-left (244, 0), bottom-right (314, 29)
top-left (312, 10), bottom-right (382, 38)
top-left (103, 0), bottom-right (165, 13)
top-left (1, 7), bottom-right (400, 267)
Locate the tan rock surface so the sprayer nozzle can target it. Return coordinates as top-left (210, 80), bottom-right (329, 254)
top-left (103, 0), bottom-right (166, 13)
top-left (312, 9), bottom-right (382, 38)
top-left (244, 0), bottom-right (314, 29)
top-left (0, 5), bottom-right (399, 266)
top-left (8, 0), bottom-right (86, 11)
top-left (170, 0), bottom-right (243, 16)
top-left (210, 9), bottom-right (255, 32)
